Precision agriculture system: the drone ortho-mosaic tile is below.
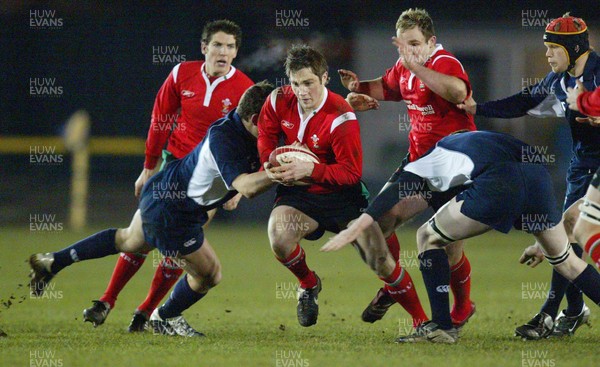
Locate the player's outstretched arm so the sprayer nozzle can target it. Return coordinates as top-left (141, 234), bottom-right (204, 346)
top-left (222, 192), bottom-right (243, 211)
top-left (321, 213), bottom-right (375, 252)
top-left (346, 92), bottom-right (380, 112)
top-left (231, 171), bottom-right (273, 199)
top-left (519, 242), bottom-right (544, 268)
top-left (338, 69), bottom-right (385, 101)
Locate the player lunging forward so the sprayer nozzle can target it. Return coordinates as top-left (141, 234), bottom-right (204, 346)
top-left (30, 82), bottom-right (274, 337)
top-left (323, 131), bottom-right (600, 344)
top-left (83, 20), bottom-right (254, 332)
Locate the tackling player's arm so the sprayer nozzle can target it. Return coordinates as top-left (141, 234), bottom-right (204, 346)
top-left (231, 171), bottom-right (272, 199)
top-left (459, 75), bottom-right (554, 118)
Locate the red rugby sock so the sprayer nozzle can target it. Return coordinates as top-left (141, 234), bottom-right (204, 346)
top-left (277, 245), bottom-right (317, 289)
top-left (449, 252), bottom-right (473, 321)
top-left (100, 251), bottom-right (149, 309)
top-left (386, 232), bottom-right (400, 262)
top-left (584, 233), bottom-right (600, 269)
top-left (137, 257), bottom-right (184, 315)
top-left (382, 262), bottom-right (428, 327)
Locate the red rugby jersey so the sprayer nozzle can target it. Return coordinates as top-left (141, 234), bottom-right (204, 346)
top-left (577, 88), bottom-right (600, 117)
top-left (258, 86), bottom-right (362, 194)
top-left (382, 45), bottom-right (476, 160)
top-left (144, 61), bottom-right (254, 169)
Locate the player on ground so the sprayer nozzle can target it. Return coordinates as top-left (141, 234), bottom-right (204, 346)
top-left (258, 44), bottom-right (371, 327)
top-left (338, 8), bottom-right (476, 328)
top-left (458, 13), bottom-right (600, 339)
top-left (322, 131), bottom-right (600, 344)
top-left (29, 82), bottom-right (274, 337)
top-left (83, 19), bottom-right (254, 332)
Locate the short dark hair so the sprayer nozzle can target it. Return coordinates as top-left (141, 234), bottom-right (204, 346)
top-left (237, 80), bottom-right (274, 121)
top-left (284, 44), bottom-right (328, 79)
top-left (202, 19), bottom-right (242, 49)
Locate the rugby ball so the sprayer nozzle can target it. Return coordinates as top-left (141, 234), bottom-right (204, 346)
top-left (268, 145), bottom-right (320, 186)
top-left (268, 145), bottom-right (320, 167)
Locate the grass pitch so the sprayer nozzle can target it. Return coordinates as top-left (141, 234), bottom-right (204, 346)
top-left (0, 224), bottom-right (598, 366)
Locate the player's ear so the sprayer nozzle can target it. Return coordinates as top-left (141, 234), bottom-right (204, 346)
top-left (321, 71), bottom-right (329, 86)
top-left (428, 35), bottom-right (437, 47)
top-left (201, 41), bottom-right (208, 55)
top-left (251, 113), bottom-right (259, 126)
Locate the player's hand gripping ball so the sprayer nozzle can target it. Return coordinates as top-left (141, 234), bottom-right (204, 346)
top-left (268, 145), bottom-right (320, 186)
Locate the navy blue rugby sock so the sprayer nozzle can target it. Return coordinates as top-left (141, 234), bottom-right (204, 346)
top-left (158, 275), bottom-right (206, 319)
top-left (540, 243), bottom-right (584, 318)
top-left (51, 229), bottom-right (118, 274)
top-left (564, 244), bottom-right (585, 316)
top-left (572, 264), bottom-right (600, 307)
top-left (419, 249), bottom-right (453, 330)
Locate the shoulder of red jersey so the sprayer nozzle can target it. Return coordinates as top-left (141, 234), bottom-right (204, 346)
top-left (267, 86), bottom-right (296, 111)
top-left (323, 89), bottom-right (357, 133)
top-left (171, 61), bottom-right (204, 84)
top-left (429, 47), bottom-right (465, 73)
top-left (232, 68), bottom-right (254, 86)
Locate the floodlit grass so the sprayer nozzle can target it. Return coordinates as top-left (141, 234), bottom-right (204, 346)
top-left (1, 225), bottom-right (598, 366)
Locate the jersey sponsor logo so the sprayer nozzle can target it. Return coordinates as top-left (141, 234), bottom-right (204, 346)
top-left (221, 98), bottom-right (232, 115)
top-left (310, 134), bottom-right (320, 149)
top-left (282, 120), bottom-right (294, 129)
top-left (183, 238), bottom-right (197, 248)
top-left (436, 285), bottom-right (450, 293)
top-left (406, 102), bottom-right (436, 116)
top-left (182, 90), bottom-right (195, 98)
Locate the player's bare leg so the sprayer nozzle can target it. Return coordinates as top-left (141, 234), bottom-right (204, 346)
top-left (149, 239), bottom-right (220, 337)
top-left (528, 218), bottom-right (600, 335)
top-left (354, 196), bottom-right (430, 326)
top-left (518, 200), bottom-right (591, 339)
top-left (550, 185), bottom-right (600, 336)
top-left (399, 198), bottom-right (490, 343)
top-left (29, 210), bottom-right (151, 303)
top-left (128, 207), bottom-right (219, 332)
top-left (574, 185), bottom-right (600, 268)
top-left (268, 205), bottom-right (321, 327)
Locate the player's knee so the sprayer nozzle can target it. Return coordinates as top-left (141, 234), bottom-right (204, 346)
top-left (194, 260), bottom-right (221, 291)
top-left (207, 267), bottom-right (222, 288)
top-left (416, 224), bottom-right (432, 253)
top-left (268, 224), bottom-right (298, 255)
top-left (115, 227), bottom-right (139, 252)
top-left (416, 222), bottom-right (446, 253)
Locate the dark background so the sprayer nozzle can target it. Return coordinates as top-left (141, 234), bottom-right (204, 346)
top-left (2, 1), bottom-right (598, 226)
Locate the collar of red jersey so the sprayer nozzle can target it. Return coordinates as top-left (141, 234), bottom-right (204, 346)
top-left (424, 44), bottom-right (444, 65)
top-left (201, 63), bottom-right (236, 81)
